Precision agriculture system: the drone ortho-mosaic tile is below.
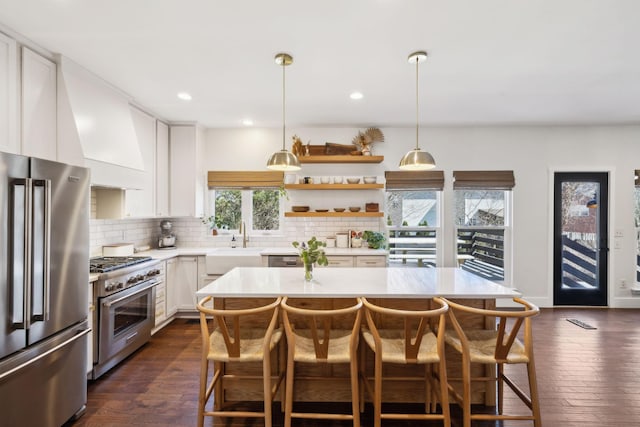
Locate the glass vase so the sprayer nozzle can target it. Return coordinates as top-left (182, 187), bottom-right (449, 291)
top-left (304, 261), bottom-right (313, 282)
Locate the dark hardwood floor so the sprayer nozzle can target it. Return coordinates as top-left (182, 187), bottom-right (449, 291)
top-left (68, 308), bottom-right (640, 426)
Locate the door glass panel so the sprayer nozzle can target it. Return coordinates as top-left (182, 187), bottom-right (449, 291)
top-left (559, 181), bottom-right (599, 290)
top-left (113, 293), bottom-right (149, 336)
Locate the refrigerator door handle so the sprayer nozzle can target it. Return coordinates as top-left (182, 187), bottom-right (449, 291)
top-left (10, 178), bottom-right (32, 329)
top-left (30, 179), bottom-right (51, 322)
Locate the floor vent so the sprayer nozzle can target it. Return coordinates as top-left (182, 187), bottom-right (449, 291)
top-left (566, 318), bottom-right (597, 329)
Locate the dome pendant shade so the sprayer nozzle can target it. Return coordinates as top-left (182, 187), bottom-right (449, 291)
top-left (267, 149), bottom-right (300, 171)
top-left (399, 148), bottom-right (436, 170)
top-left (399, 50), bottom-right (435, 171)
top-left (266, 53), bottom-right (301, 171)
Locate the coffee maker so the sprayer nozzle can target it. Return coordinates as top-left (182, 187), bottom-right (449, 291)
top-left (158, 220), bottom-right (177, 249)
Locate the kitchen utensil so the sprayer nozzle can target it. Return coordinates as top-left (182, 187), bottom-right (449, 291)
top-left (336, 233), bottom-right (349, 248)
top-left (103, 243), bottom-right (135, 256)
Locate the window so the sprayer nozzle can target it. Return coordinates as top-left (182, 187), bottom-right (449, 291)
top-left (453, 171), bottom-right (514, 283)
top-left (207, 171), bottom-right (284, 234)
top-left (385, 171), bottom-right (444, 268)
top-left (210, 189), bottom-right (283, 233)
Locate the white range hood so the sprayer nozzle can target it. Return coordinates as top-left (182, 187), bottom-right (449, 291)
top-left (58, 56), bottom-right (145, 189)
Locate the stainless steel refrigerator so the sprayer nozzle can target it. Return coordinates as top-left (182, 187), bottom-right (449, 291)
top-left (0, 152), bottom-right (91, 426)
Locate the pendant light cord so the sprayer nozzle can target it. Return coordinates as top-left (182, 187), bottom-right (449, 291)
top-left (415, 57), bottom-right (419, 150)
top-left (282, 60), bottom-right (286, 151)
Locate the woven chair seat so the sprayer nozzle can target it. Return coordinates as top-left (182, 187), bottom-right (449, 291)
top-left (289, 329), bottom-right (353, 363)
top-left (362, 329), bottom-right (440, 364)
top-left (444, 329), bottom-right (528, 364)
top-left (208, 327), bottom-right (283, 362)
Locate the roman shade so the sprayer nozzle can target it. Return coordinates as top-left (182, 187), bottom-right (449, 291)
top-left (207, 171), bottom-right (284, 188)
top-left (452, 170), bottom-right (515, 190)
top-left (384, 170), bottom-right (445, 190)
top-left (635, 170), bottom-right (640, 186)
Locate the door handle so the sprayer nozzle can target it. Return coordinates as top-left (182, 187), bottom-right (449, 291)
top-left (10, 178), bottom-right (31, 329)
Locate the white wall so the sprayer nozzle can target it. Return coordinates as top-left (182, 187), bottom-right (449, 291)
top-left (203, 125), bottom-right (640, 308)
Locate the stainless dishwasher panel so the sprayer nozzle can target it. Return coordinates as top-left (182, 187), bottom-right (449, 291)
top-left (268, 255), bottom-right (303, 267)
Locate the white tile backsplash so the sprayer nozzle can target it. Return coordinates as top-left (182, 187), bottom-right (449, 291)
top-left (89, 216), bottom-right (384, 255)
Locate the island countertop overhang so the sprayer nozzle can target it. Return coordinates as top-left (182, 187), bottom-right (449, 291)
top-left (196, 267), bottom-right (520, 299)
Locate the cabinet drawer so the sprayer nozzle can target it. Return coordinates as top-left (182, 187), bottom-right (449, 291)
top-left (324, 256), bottom-right (354, 268)
top-left (156, 286), bottom-right (166, 301)
top-left (356, 256), bottom-right (387, 268)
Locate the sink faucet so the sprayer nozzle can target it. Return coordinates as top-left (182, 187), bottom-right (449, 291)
top-left (241, 221), bottom-right (248, 248)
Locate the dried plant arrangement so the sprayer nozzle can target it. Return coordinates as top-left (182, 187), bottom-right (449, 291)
top-left (352, 127), bottom-right (384, 155)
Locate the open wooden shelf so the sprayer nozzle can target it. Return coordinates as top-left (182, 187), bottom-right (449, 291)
top-left (284, 183), bottom-right (383, 190)
top-left (285, 211), bottom-right (384, 218)
top-left (297, 155), bottom-right (384, 164)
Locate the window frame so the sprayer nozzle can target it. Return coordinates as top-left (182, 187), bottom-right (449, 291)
top-left (208, 188), bottom-right (284, 235)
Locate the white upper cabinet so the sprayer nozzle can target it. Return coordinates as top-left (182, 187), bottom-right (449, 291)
top-left (21, 47), bottom-right (56, 161)
top-left (156, 120), bottom-right (169, 217)
top-left (0, 32), bottom-right (18, 154)
top-left (125, 106), bottom-right (156, 217)
top-left (169, 125), bottom-right (204, 217)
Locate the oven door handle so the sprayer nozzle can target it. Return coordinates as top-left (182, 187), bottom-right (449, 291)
top-left (103, 281), bottom-right (158, 308)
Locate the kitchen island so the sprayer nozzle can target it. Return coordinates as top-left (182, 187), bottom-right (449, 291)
top-left (196, 267), bottom-right (519, 406)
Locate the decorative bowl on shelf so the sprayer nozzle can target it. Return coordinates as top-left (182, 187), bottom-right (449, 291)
top-left (365, 203), bottom-right (379, 212)
top-left (348, 206), bottom-right (361, 212)
top-left (346, 178), bottom-right (360, 184)
top-left (315, 209), bottom-right (329, 212)
top-left (292, 206), bottom-right (310, 212)
top-left (333, 208), bottom-right (345, 212)
top-left (363, 176), bottom-right (377, 184)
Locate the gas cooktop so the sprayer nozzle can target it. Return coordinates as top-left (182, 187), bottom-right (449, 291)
top-left (90, 256), bottom-right (152, 273)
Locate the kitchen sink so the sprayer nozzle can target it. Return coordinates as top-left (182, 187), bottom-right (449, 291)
top-left (205, 248), bottom-right (264, 275)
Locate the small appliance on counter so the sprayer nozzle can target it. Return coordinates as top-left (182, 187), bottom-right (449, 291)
top-left (158, 219), bottom-right (177, 249)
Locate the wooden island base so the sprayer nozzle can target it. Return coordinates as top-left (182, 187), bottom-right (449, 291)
top-left (214, 296), bottom-right (497, 407)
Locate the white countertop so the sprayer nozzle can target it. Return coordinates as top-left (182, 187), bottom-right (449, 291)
top-left (137, 246), bottom-right (387, 259)
top-left (196, 267), bottom-right (520, 299)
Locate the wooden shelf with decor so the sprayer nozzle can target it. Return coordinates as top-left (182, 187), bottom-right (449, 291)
top-left (297, 155), bottom-right (384, 164)
top-left (285, 211), bottom-right (383, 218)
top-left (284, 183), bottom-right (384, 190)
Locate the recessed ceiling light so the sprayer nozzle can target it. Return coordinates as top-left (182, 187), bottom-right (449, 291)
top-left (242, 119), bottom-right (254, 126)
top-left (350, 92), bottom-right (364, 100)
top-left (177, 92), bottom-right (192, 101)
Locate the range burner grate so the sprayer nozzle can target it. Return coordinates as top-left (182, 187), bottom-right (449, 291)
top-left (90, 256), bottom-right (152, 273)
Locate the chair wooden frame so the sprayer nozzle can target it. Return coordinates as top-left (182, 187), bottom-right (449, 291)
top-left (361, 297), bottom-right (451, 427)
top-left (280, 297), bottom-right (363, 427)
top-left (442, 297), bottom-right (541, 427)
top-left (196, 296), bottom-right (285, 427)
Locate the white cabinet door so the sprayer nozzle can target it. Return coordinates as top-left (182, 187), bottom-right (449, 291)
top-left (155, 120), bottom-right (169, 216)
top-left (169, 125), bottom-right (204, 217)
top-left (324, 256), bottom-right (355, 268)
top-left (0, 33), bottom-right (17, 154)
top-left (172, 256), bottom-right (199, 311)
top-left (165, 258), bottom-right (178, 317)
top-left (125, 106), bottom-right (156, 217)
top-left (21, 47), bottom-right (56, 160)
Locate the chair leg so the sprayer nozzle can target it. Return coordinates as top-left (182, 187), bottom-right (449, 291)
top-left (279, 336), bottom-right (286, 412)
top-left (527, 360), bottom-right (542, 427)
top-left (438, 359), bottom-right (451, 427)
top-left (498, 363), bottom-right (504, 415)
top-left (359, 342), bottom-right (366, 413)
top-left (263, 352), bottom-right (273, 427)
top-left (284, 356), bottom-right (295, 427)
top-left (461, 355), bottom-right (472, 427)
top-left (197, 358), bottom-right (209, 427)
top-left (373, 354), bottom-right (382, 427)
top-left (349, 354), bottom-right (361, 427)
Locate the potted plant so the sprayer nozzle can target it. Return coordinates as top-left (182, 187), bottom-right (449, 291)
top-left (362, 230), bottom-right (386, 249)
top-left (201, 216), bottom-right (218, 235)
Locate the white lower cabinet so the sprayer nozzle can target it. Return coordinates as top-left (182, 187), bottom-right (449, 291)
top-left (355, 255), bottom-right (387, 267)
top-left (324, 256), bottom-right (355, 268)
top-left (172, 256), bottom-right (199, 311)
top-left (165, 258), bottom-right (179, 317)
top-left (153, 261), bottom-right (167, 329)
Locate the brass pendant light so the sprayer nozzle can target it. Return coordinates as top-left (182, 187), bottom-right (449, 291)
top-left (399, 51), bottom-right (436, 170)
top-left (267, 53), bottom-right (301, 171)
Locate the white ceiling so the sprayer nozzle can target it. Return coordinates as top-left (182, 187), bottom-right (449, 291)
top-left (1, 0), bottom-right (639, 128)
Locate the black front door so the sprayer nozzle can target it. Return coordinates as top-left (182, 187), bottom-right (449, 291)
top-left (553, 172), bottom-right (608, 306)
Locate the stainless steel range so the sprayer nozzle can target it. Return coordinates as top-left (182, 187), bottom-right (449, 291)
top-left (90, 256), bottom-right (162, 379)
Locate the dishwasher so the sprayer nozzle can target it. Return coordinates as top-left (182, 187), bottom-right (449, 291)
top-left (267, 255), bottom-right (303, 267)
